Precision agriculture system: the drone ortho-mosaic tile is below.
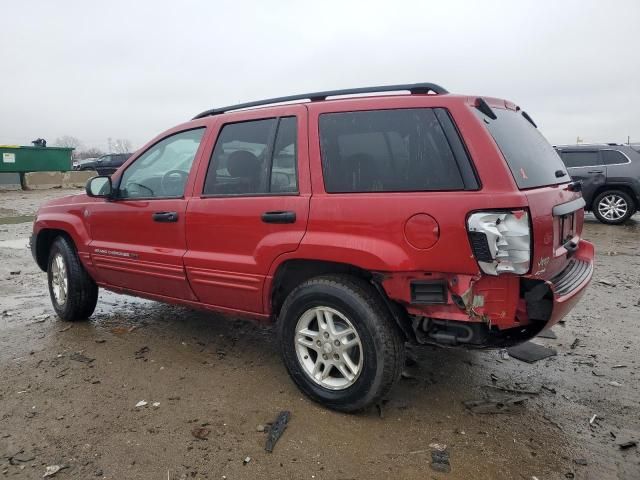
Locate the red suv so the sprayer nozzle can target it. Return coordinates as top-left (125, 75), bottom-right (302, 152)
top-left (31, 83), bottom-right (594, 411)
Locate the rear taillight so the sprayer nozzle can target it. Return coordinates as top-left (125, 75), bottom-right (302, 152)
top-left (467, 210), bottom-right (531, 275)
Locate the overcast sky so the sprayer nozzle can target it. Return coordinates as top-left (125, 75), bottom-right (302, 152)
top-left (1, 0), bottom-right (638, 152)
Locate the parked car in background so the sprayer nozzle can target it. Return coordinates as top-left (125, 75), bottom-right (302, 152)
top-left (555, 144), bottom-right (640, 224)
top-left (72, 157), bottom-right (97, 170)
top-left (78, 153), bottom-right (132, 175)
top-left (31, 83), bottom-right (594, 412)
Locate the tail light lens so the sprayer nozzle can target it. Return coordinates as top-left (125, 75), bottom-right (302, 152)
top-left (467, 210), bottom-right (531, 275)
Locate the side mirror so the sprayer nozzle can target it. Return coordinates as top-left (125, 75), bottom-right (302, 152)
top-left (86, 176), bottom-right (113, 198)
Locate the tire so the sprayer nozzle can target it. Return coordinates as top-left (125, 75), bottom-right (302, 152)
top-left (277, 275), bottom-right (405, 412)
top-left (593, 190), bottom-right (635, 225)
top-left (47, 236), bottom-right (98, 321)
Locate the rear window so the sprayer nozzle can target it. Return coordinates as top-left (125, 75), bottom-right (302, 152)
top-left (476, 108), bottom-right (567, 189)
top-left (319, 108), bottom-right (475, 193)
top-left (602, 150), bottom-right (629, 165)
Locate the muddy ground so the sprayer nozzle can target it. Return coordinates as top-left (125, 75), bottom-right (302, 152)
top-left (0, 189), bottom-right (638, 480)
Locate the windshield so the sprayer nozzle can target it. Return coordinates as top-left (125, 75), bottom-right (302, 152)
top-left (475, 108), bottom-right (568, 189)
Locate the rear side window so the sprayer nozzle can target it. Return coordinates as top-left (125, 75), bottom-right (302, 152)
top-left (319, 108), bottom-right (475, 193)
top-left (559, 151), bottom-right (600, 168)
top-left (602, 150), bottom-right (628, 165)
top-left (203, 117), bottom-right (298, 195)
top-left (476, 108), bottom-right (567, 189)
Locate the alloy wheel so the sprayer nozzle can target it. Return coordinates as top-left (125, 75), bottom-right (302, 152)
top-left (50, 253), bottom-right (68, 306)
top-left (294, 306), bottom-right (363, 390)
top-left (598, 194), bottom-right (628, 221)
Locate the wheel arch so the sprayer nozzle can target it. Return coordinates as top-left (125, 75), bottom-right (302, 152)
top-left (267, 258), bottom-right (415, 342)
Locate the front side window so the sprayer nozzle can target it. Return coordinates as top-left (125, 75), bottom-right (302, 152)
top-left (119, 128), bottom-right (205, 199)
top-left (203, 117), bottom-right (298, 195)
top-left (559, 151), bottom-right (600, 168)
top-left (319, 108), bottom-right (467, 193)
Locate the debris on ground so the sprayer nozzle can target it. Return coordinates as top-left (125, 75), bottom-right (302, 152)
top-left (429, 442), bottom-right (447, 451)
top-left (574, 458), bottom-right (588, 466)
top-left (69, 352), bottom-right (95, 364)
top-left (430, 447), bottom-right (451, 473)
top-left (265, 410), bottom-right (291, 453)
top-left (9, 270), bottom-right (20, 275)
top-left (611, 364), bottom-right (627, 369)
top-left (152, 402), bottom-right (160, 408)
top-left (597, 279), bottom-right (616, 287)
top-left (499, 349), bottom-right (510, 360)
top-left (570, 338), bottom-right (580, 349)
top-left (134, 346), bottom-right (149, 360)
top-left (243, 456), bottom-right (251, 465)
top-left (608, 381), bottom-right (622, 387)
top-left (43, 465), bottom-right (67, 477)
top-left (617, 439), bottom-right (637, 450)
top-left (110, 326), bottom-right (137, 335)
top-left (463, 396), bottom-right (529, 414)
top-left (589, 414), bottom-right (597, 426)
top-left (135, 400), bottom-right (147, 408)
top-left (507, 342), bottom-right (557, 363)
top-left (256, 424), bottom-right (266, 432)
top-left (484, 384), bottom-right (540, 395)
top-left (191, 427), bottom-right (210, 440)
top-left (537, 329), bottom-right (557, 339)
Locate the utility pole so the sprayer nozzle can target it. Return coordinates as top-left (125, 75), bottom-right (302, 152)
top-left (107, 137), bottom-right (112, 152)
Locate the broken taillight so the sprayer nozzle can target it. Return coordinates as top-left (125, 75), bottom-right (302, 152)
top-left (467, 210), bottom-right (531, 275)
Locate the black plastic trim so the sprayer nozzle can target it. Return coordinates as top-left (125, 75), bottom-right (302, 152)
top-left (410, 280), bottom-right (447, 305)
top-left (193, 83), bottom-right (448, 119)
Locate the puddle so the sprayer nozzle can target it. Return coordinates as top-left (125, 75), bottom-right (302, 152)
top-left (0, 238), bottom-right (29, 249)
top-left (0, 215), bottom-right (34, 225)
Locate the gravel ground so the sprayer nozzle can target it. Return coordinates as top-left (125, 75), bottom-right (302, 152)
top-left (0, 189), bottom-right (638, 479)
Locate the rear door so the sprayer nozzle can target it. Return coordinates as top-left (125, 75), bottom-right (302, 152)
top-left (87, 128), bottom-right (207, 299)
top-left (184, 106), bottom-right (310, 314)
top-left (556, 148), bottom-right (606, 206)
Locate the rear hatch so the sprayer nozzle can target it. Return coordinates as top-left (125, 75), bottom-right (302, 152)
top-left (475, 105), bottom-right (583, 279)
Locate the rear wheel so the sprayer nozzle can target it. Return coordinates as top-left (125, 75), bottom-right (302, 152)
top-left (593, 190), bottom-right (635, 225)
top-left (277, 275), bottom-right (404, 412)
top-left (47, 236), bottom-right (98, 321)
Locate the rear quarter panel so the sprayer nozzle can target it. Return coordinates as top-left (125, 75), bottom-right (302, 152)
top-left (294, 95), bottom-right (529, 274)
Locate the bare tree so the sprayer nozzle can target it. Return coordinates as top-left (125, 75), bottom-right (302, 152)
top-left (77, 147), bottom-right (104, 159)
top-left (55, 135), bottom-right (82, 149)
top-left (112, 139), bottom-right (133, 154)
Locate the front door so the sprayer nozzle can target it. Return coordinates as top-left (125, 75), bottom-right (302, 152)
top-left (184, 107), bottom-right (310, 314)
top-left (87, 128), bottom-right (207, 300)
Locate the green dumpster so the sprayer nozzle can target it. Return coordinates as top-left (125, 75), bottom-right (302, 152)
top-left (0, 145), bottom-right (73, 173)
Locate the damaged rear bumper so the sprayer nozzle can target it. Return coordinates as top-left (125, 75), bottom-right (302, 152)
top-left (380, 240), bottom-right (595, 348)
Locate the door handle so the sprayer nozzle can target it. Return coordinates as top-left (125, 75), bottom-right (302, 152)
top-left (261, 211), bottom-right (296, 224)
top-left (587, 170), bottom-right (603, 174)
top-left (152, 211), bottom-right (178, 222)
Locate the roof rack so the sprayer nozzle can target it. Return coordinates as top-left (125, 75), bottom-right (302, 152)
top-left (192, 82), bottom-right (448, 119)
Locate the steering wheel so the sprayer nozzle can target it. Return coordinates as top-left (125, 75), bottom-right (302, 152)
top-left (161, 170), bottom-right (189, 196)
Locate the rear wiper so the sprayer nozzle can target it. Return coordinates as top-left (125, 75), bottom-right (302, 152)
top-left (522, 111), bottom-right (537, 128)
top-left (555, 170), bottom-right (567, 178)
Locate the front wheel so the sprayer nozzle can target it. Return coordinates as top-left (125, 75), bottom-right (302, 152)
top-left (593, 190), bottom-right (635, 225)
top-left (277, 275), bottom-right (405, 412)
top-left (47, 236), bottom-right (98, 321)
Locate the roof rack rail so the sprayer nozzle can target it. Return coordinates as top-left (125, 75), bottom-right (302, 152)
top-left (192, 82), bottom-right (448, 119)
